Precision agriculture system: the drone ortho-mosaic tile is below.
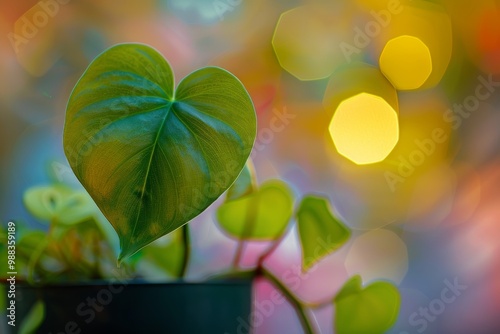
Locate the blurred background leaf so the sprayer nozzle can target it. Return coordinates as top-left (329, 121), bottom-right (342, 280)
top-left (216, 180), bottom-right (293, 240)
top-left (334, 275), bottom-right (400, 334)
top-left (296, 195), bottom-right (351, 271)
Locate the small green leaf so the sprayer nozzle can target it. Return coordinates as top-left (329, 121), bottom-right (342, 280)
top-left (334, 275), bottom-right (401, 334)
top-left (216, 180), bottom-right (293, 240)
top-left (23, 185), bottom-right (96, 225)
top-left (334, 275), bottom-right (362, 301)
top-left (64, 43), bottom-right (256, 261)
top-left (226, 160), bottom-right (257, 201)
top-left (23, 185), bottom-right (70, 222)
top-left (56, 192), bottom-right (97, 225)
top-left (19, 300), bottom-right (45, 334)
top-left (296, 196), bottom-right (350, 271)
top-left (139, 229), bottom-right (185, 278)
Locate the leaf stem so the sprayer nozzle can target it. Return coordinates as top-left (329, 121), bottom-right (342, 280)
top-left (232, 240), bottom-right (245, 269)
top-left (256, 226), bottom-right (290, 268)
top-left (260, 267), bottom-right (315, 334)
top-left (179, 224), bottom-right (191, 278)
top-left (232, 194), bottom-right (260, 270)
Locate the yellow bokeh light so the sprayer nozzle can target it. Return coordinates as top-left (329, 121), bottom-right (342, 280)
top-left (329, 92), bottom-right (399, 165)
top-left (373, 0), bottom-right (452, 90)
top-left (380, 35), bottom-right (433, 90)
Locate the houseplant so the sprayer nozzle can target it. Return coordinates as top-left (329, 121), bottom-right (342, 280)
top-left (2, 43), bottom-right (401, 334)
top-left (2, 177), bottom-right (253, 334)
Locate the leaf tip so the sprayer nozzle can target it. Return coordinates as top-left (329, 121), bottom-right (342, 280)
top-left (335, 275), bottom-right (363, 302)
top-left (117, 248), bottom-right (130, 267)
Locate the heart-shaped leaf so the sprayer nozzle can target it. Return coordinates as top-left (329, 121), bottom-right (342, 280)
top-left (64, 43), bottom-right (256, 260)
top-left (334, 275), bottom-right (401, 334)
top-left (216, 180), bottom-right (293, 240)
top-left (296, 195), bottom-right (351, 271)
top-left (23, 185), bottom-right (96, 225)
top-left (23, 186), bottom-right (68, 222)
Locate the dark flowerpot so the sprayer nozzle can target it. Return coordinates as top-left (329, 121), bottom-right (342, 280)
top-left (11, 279), bottom-right (252, 334)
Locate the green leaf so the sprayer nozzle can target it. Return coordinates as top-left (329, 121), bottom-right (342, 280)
top-left (23, 185), bottom-right (97, 225)
top-left (296, 196), bottom-right (351, 271)
top-left (226, 160), bottom-right (257, 201)
top-left (19, 300), bottom-right (45, 334)
top-left (56, 192), bottom-right (97, 226)
top-left (216, 180), bottom-right (293, 240)
top-left (139, 229), bottom-right (185, 278)
top-left (334, 275), bottom-right (401, 334)
top-left (23, 185), bottom-right (70, 222)
top-left (63, 43), bottom-right (256, 261)
top-left (335, 275), bottom-right (362, 300)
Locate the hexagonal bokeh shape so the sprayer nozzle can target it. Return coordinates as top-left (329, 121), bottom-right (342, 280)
top-left (373, 1), bottom-right (452, 90)
top-left (345, 229), bottom-right (408, 284)
top-left (272, 5), bottom-right (349, 81)
top-left (379, 35), bottom-right (433, 90)
top-left (329, 92), bottom-right (399, 165)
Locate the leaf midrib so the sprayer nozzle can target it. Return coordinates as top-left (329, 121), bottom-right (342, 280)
top-left (128, 101), bottom-right (173, 248)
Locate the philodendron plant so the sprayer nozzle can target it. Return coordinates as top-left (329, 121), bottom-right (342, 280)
top-left (35, 43), bottom-right (400, 333)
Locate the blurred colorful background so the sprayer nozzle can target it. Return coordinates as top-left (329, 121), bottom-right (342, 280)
top-left (1, 0), bottom-right (500, 333)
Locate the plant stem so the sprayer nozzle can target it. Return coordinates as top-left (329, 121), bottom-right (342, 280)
top-left (232, 195), bottom-right (260, 270)
top-left (232, 240), bottom-right (245, 269)
top-left (260, 267), bottom-right (315, 334)
top-left (252, 217), bottom-right (317, 332)
top-left (179, 224), bottom-right (191, 278)
top-left (256, 226), bottom-right (290, 268)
